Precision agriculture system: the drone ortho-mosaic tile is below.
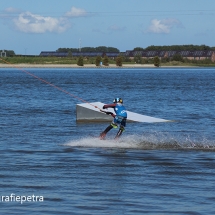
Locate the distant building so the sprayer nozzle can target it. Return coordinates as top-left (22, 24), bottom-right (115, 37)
top-left (124, 50), bottom-right (215, 62)
top-left (39, 51), bottom-right (119, 58)
top-left (40, 51), bottom-right (68, 57)
top-left (0, 50), bottom-right (7, 57)
top-left (39, 50), bottom-right (215, 62)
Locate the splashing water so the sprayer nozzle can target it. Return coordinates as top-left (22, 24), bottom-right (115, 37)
top-left (64, 132), bottom-right (215, 151)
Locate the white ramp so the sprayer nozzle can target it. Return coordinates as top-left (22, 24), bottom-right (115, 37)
top-left (76, 102), bottom-right (170, 123)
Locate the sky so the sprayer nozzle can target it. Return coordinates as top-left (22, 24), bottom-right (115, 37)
top-left (1, 0), bottom-right (215, 55)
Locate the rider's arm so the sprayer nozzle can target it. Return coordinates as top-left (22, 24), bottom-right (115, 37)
top-left (103, 103), bottom-right (116, 109)
top-left (104, 112), bottom-right (116, 117)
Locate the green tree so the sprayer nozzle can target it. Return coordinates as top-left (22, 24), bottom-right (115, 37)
top-left (89, 57), bottom-right (95, 64)
top-left (134, 54), bottom-right (142, 63)
top-left (116, 56), bottom-right (122, 66)
top-left (133, 47), bottom-right (144, 51)
top-left (106, 47), bottom-right (120, 53)
top-left (154, 56), bottom-right (160, 67)
top-left (103, 56), bottom-right (109, 66)
top-left (124, 56), bottom-right (131, 62)
top-left (145, 44), bottom-right (212, 51)
top-left (81, 47), bottom-right (96, 52)
top-left (95, 56), bottom-right (102, 66)
top-left (172, 53), bottom-right (184, 62)
top-left (161, 57), bottom-right (169, 63)
top-left (77, 56), bottom-right (84, 66)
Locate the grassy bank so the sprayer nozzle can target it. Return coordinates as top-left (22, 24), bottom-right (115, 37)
top-left (160, 61), bottom-right (215, 67)
top-left (1, 56), bottom-right (215, 67)
top-left (0, 56), bottom-right (116, 65)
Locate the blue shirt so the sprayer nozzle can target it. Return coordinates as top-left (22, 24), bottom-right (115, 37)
top-left (114, 103), bottom-right (127, 118)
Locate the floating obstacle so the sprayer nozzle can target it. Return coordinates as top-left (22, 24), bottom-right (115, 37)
top-left (76, 102), bottom-right (170, 123)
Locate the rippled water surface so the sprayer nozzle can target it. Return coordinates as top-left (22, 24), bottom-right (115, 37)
top-left (0, 68), bottom-right (215, 214)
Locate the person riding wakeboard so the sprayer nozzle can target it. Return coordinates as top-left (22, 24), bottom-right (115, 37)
top-left (100, 98), bottom-right (127, 140)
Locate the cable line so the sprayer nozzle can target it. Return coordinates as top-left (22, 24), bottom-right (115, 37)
top-left (0, 58), bottom-right (102, 111)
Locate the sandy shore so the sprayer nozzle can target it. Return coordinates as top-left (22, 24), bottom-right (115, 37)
top-left (0, 63), bottom-right (156, 68)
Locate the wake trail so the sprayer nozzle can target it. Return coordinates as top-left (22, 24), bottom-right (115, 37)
top-left (63, 134), bottom-right (215, 151)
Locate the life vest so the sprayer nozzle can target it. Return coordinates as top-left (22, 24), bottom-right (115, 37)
top-left (114, 103), bottom-right (127, 118)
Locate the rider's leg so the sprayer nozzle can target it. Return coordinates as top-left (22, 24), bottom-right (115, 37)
top-left (100, 124), bottom-right (114, 139)
top-left (114, 125), bottom-right (125, 139)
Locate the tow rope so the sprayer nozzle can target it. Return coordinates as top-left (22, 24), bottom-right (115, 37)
top-left (0, 58), bottom-right (103, 111)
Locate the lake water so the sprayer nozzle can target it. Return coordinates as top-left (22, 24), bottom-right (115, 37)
top-left (0, 67), bottom-right (215, 214)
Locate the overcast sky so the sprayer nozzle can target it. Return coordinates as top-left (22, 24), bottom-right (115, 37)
top-left (1, 0), bottom-right (215, 54)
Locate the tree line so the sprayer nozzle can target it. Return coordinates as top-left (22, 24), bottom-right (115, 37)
top-left (134, 44), bottom-right (215, 51)
top-left (57, 46), bottom-right (120, 53)
top-left (2, 45), bottom-right (215, 57)
top-left (58, 45), bottom-right (215, 53)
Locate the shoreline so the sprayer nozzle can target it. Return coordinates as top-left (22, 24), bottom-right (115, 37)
top-left (0, 63), bottom-right (198, 68)
top-left (0, 63), bottom-right (155, 68)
